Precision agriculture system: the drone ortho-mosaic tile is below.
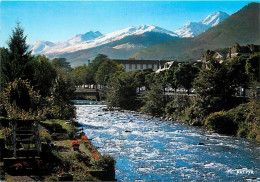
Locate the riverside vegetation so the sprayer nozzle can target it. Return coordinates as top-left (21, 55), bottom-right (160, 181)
top-left (70, 44), bottom-right (260, 141)
top-left (0, 24), bottom-right (115, 180)
top-left (101, 53), bottom-right (260, 141)
top-left (69, 45), bottom-right (260, 142)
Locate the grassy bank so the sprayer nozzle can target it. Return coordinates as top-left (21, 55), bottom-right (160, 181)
top-left (155, 95), bottom-right (260, 142)
top-left (1, 119), bottom-right (116, 181)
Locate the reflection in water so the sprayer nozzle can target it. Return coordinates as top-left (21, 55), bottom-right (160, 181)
top-left (76, 105), bottom-right (260, 181)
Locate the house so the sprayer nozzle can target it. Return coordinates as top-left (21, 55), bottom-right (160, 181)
top-left (112, 59), bottom-right (170, 71)
top-left (226, 43), bottom-right (260, 59)
top-left (156, 61), bottom-right (203, 73)
top-left (214, 52), bottom-right (226, 62)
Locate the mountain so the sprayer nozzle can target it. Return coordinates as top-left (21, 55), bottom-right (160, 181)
top-left (174, 11), bottom-right (229, 37)
top-left (68, 31), bottom-right (102, 44)
top-left (57, 30), bottom-right (179, 66)
top-left (132, 2), bottom-right (260, 61)
top-left (29, 25), bottom-right (179, 66)
top-left (29, 25), bottom-right (178, 55)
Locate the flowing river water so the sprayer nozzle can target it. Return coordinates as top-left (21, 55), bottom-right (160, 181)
top-left (76, 104), bottom-right (260, 181)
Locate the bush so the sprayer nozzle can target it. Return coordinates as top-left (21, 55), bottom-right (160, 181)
top-left (237, 121), bottom-right (249, 138)
top-left (141, 83), bottom-right (166, 116)
top-left (165, 95), bottom-right (191, 119)
top-left (75, 152), bottom-right (91, 166)
top-left (205, 111), bottom-right (238, 135)
top-left (187, 96), bottom-right (210, 125)
top-left (107, 71), bottom-right (140, 110)
top-left (39, 126), bottom-right (51, 141)
top-left (1, 79), bottom-right (47, 120)
top-left (0, 127), bottom-right (13, 147)
top-left (246, 100), bottom-right (260, 141)
top-left (92, 155), bottom-right (115, 171)
top-left (0, 103), bottom-right (7, 117)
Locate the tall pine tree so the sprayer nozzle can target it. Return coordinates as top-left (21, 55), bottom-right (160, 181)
top-left (1, 23), bottom-right (31, 86)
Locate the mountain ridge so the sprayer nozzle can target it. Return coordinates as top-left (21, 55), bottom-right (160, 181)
top-left (131, 2), bottom-right (260, 61)
top-left (29, 25), bottom-right (178, 56)
top-left (174, 11), bottom-right (229, 37)
top-left (28, 9), bottom-right (235, 67)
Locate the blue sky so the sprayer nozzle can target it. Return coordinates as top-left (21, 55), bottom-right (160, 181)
top-left (0, 1), bottom-right (254, 47)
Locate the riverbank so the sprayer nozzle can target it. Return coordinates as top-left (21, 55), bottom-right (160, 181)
top-left (106, 93), bottom-right (260, 143)
top-left (1, 119), bottom-right (116, 181)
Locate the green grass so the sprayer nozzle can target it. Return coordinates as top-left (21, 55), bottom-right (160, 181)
top-left (41, 119), bottom-right (77, 138)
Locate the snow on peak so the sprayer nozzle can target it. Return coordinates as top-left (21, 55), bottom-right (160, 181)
top-left (28, 41), bottom-right (55, 54)
top-left (104, 25), bottom-right (177, 40)
top-left (29, 25), bottom-right (177, 55)
top-left (174, 22), bottom-right (209, 37)
top-left (202, 11), bottom-right (229, 27)
top-left (68, 31), bottom-right (103, 44)
top-left (174, 11), bottom-right (229, 37)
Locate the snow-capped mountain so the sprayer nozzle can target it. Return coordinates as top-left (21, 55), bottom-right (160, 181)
top-left (174, 11), bottom-right (229, 37)
top-left (29, 25), bottom-right (178, 56)
top-left (202, 11), bottom-right (229, 27)
top-left (28, 11), bottom-right (230, 67)
top-left (68, 31), bottom-right (102, 44)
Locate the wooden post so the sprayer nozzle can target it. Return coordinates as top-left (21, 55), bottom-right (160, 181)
top-left (13, 121), bottom-right (17, 158)
top-left (36, 120), bottom-right (41, 153)
top-left (0, 139), bottom-right (5, 161)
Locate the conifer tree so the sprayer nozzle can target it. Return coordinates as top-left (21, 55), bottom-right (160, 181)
top-left (1, 22), bottom-right (31, 85)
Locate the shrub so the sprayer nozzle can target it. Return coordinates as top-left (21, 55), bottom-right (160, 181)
top-left (246, 100), bottom-right (260, 141)
top-left (0, 127), bottom-right (13, 147)
top-left (75, 152), bottom-right (91, 166)
top-left (107, 71), bottom-right (140, 110)
top-left (1, 79), bottom-right (47, 120)
top-left (39, 126), bottom-right (51, 140)
top-left (237, 121), bottom-right (249, 138)
top-left (205, 111), bottom-right (238, 135)
top-left (141, 83), bottom-right (166, 116)
top-left (0, 102), bottom-right (7, 117)
top-left (165, 94), bottom-right (191, 119)
top-left (92, 155), bottom-right (115, 171)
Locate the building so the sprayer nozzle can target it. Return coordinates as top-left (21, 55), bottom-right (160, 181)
top-left (112, 59), bottom-right (170, 71)
top-left (156, 61), bottom-right (203, 73)
top-left (226, 43), bottom-right (260, 59)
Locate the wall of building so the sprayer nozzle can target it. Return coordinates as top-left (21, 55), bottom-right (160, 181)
top-left (113, 59), bottom-right (169, 71)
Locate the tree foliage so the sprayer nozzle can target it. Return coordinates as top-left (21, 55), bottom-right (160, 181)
top-left (141, 82), bottom-right (166, 116)
top-left (95, 60), bottom-right (124, 86)
top-left (52, 58), bottom-right (72, 71)
top-left (107, 71), bottom-right (139, 110)
top-left (1, 79), bottom-right (46, 120)
top-left (174, 63), bottom-right (199, 94)
top-left (1, 23), bottom-right (31, 86)
top-left (29, 55), bottom-right (57, 97)
top-left (72, 64), bottom-right (88, 86)
top-left (0, 24), bottom-right (76, 120)
top-left (245, 53), bottom-right (260, 82)
top-left (50, 71), bottom-right (76, 120)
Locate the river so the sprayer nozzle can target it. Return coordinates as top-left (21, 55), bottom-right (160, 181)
top-left (76, 104), bottom-right (260, 181)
